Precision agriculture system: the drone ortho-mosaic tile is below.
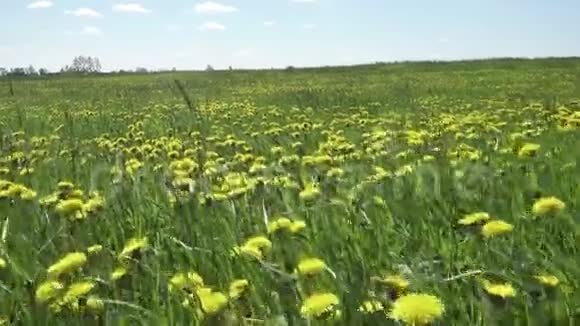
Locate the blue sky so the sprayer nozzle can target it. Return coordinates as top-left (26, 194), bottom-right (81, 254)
top-left (1, 0), bottom-right (580, 71)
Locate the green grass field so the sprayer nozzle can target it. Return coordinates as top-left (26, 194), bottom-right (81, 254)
top-left (1, 58), bottom-right (580, 325)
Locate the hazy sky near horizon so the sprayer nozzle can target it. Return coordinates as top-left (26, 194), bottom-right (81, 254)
top-left (1, 0), bottom-right (580, 71)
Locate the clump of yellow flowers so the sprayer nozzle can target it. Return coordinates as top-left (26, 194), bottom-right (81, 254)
top-left (35, 249), bottom-right (104, 313)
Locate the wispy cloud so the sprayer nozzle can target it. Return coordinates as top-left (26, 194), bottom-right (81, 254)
top-left (302, 23), bottom-right (316, 29)
top-left (27, 1), bottom-right (53, 9)
top-left (194, 2), bottom-right (238, 14)
top-left (438, 37), bottom-right (450, 43)
top-left (263, 21), bottom-right (275, 26)
top-left (64, 8), bottom-right (102, 18)
top-left (199, 22), bottom-right (226, 31)
top-left (113, 3), bottom-right (152, 14)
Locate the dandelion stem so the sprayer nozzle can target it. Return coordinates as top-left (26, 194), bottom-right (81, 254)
top-left (444, 270), bottom-right (484, 282)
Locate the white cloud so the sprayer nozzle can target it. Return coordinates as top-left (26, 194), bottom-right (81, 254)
top-left (27, 1), bottom-right (53, 9)
top-left (194, 2), bottom-right (238, 14)
top-left (438, 37), bottom-right (450, 43)
top-left (199, 22), bottom-right (226, 31)
top-left (81, 26), bottom-right (103, 36)
top-left (113, 3), bottom-right (152, 14)
top-left (64, 8), bottom-right (102, 18)
top-left (263, 21), bottom-right (275, 26)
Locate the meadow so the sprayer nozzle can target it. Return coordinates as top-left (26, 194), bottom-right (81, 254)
top-left (0, 58), bottom-right (579, 325)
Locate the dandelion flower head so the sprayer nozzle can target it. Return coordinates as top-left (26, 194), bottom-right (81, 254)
top-left (389, 293), bottom-right (445, 325)
top-left (481, 220), bottom-right (514, 238)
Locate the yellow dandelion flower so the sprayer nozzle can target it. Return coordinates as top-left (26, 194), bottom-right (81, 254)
top-left (61, 281), bottom-right (95, 304)
top-left (18, 168), bottom-right (34, 176)
top-left (249, 162), bottom-right (266, 174)
top-left (168, 150), bottom-right (180, 160)
top-left (169, 272), bottom-right (204, 293)
top-left (20, 189), bottom-right (37, 201)
top-left (0, 180), bottom-right (13, 190)
top-left (534, 274), bottom-right (560, 287)
top-left (267, 217), bottom-right (293, 234)
top-left (196, 287), bottom-right (229, 315)
top-left (86, 296), bottom-right (105, 311)
top-left (373, 274), bottom-right (410, 291)
top-left (39, 193), bottom-right (60, 207)
top-left (0, 190), bottom-right (10, 200)
top-left (358, 299), bottom-right (384, 314)
top-left (244, 236), bottom-right (272, 252)
top-left (55, 198), bottom-right (84, 215)
top-left (394, 164), bottom-right (414, 177)
top-left (87, 244), bottom-right (103, 255)
top-left (111, 266), bottom-right (128, 281)
top-left (481, 220), bottom-right (513, 238)
top-left (47, 252), bottom-right (88, 278)
top-left (125, 159), bottom-right (144, 175)
top-left (458, 212), bottom-right (491, 226)
top-left (326, 167), bottom-right (345, 178)
top-left (119, 237), bottom-right (148, 260)
top-left (229, 279), bottom-right (250, 299)
top-left (372, 196), bottom-right (387, 207)
top-left (172, 177), bottom-right (195, 192)
top-left (169, 273), bottom-right (189, 292)
top-left (186, 272), bottom-right (205, 287)
top-left (289, 220), bottom-right (307, 234)
top-left (0, 258), bottom-right (6, 270)
top-left (271, 146), bottom-right (284, 155)
top-left (3, 184), bottom-right (26, 197)
top-left (57, 181), bottom-right (75, 192)
top-left (83, 196), bottom-right (105, 214)
top-left (422, 155), bottom-right (436, 162)
top-left (35, 281), bottom-right (65, 303)
top-left (299, 183), bottom-right (321, 201)
top-left (300, 293), bottom-right (340, 319)
top-left (239, 244), bottom-right (265, 260)
top-left (67, 189), bottom-right (85, 199)
top-left (183, 149), bottom-right (197, 157)
top-left (532, 196), bottom-right (566, 216)
top-left (210, 192), bottom-right (228, 202)
top-left (389, 293), bottom-right (444, 325)
top-left (518, 143), bottom-right (541, 157)
top-left (296, 258), bottom-right (327, 277)
top-left (482, 280), bottom-right (516, 298)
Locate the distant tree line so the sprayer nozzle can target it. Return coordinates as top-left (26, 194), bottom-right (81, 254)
top-left (1, 54), bottom-right (263, 78)
top-left (0, 56), bottom-right (102, 78)
top-left (3, 56), bottom-right (580, 79)
top-left (0, 66), bottom-right (49, 77)
top-left (1, 55), bottom-right (228, 78)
